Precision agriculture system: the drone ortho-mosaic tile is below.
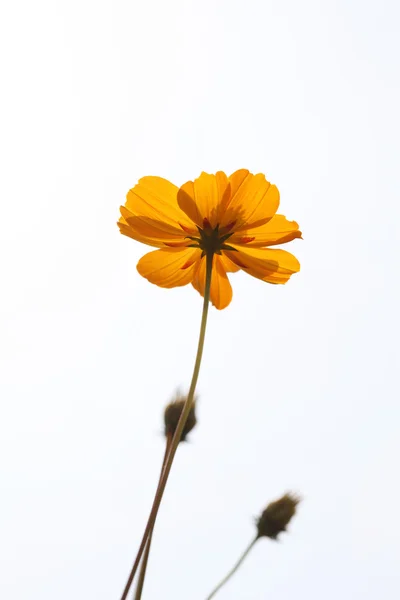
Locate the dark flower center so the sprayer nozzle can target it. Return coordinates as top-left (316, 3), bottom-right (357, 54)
top-left (186, 218), bottom-right (237, 257)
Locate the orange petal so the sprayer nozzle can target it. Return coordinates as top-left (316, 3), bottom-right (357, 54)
top-left (118, 217), bottom-right (163, 248)
top-left (137, 247), bottom-right (201, 288)
top-left (191, 255), bottom-right (207, 295)
top-left (192, 255), bottom-right (233, 309)
top-left (219, 253), bottom-right (240, 273)
top-left (120, 206), bottom-right (191, 248)
top-left (177, 172), bottom-right (231, 228)
top-left (125, 176), bottom-right (193, 228)
top-left (225, 245), bottom-right (300, 284)
top-left (221, 169), bottom-right (280, 231)
top-left (231, 214), bottom-right (302, 247)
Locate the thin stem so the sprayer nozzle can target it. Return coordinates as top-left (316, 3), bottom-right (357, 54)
top-left (120, 253), bottom-right (214, 600)
top-left (132, 533), bottom-right (152, 600)
top-left (205, 537), bottom-right (258, 600)
top-left (133, 436), bottom-right (172, 600)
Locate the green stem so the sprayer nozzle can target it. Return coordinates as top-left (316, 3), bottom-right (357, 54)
top-left (120, 252), bottom-right (214, 600)
top-left (133, 436), bottom-right (172, 600)
top-left (205, 537), bottom-right (258, 600)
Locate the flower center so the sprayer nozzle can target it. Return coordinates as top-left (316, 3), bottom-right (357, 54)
top-left (186, 218), bottom-right (237, 257)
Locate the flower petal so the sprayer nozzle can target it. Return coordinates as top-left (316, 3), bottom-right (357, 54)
top-left (219, 253), bottom-right (240, 273)
top-left (231, 214), bottom-right (302, 247)
top-left (177, 171), bottom-right (231, 228)
top-left (225, 245), bottom-right (300, 284)
top-left (119, 206), bottom-right (191, 248)
top-left (192, 255), bottom-right (233, 310)
top-left (126, 176), bottom-right (193, 228)
top-left (137, 247), bottom-right (201, 288)
top-left (118, 216), bottom-right (163, 248)
top-left (221, 169), bottom-right (280, 230)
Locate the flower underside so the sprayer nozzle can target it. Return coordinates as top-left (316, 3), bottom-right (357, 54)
top-left (118, 169), bottom-right (302, 309)
top-left (186, 218), bottom-right (238, 257)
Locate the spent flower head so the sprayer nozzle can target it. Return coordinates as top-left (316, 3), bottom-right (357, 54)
top-left (164, 394), bottom-right (197, 442)
top-left (256, 493), bottom-right (300, 540)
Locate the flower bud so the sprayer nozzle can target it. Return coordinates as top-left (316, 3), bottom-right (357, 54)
top-left (163, 394), bottom-right (197, 442)
top-left (256, 493), bottom-right (300, 540)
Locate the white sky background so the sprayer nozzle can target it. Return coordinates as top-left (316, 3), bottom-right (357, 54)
top-left (1, 0), bottom-right (399, 598)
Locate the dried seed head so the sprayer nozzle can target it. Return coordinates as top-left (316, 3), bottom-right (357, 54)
top-left (163, 394), bottom-right (197, 442)
top-left (256, 493), bottom-right (300, 540)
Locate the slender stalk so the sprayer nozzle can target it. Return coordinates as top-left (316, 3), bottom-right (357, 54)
top-left (120, 253), bottom-right (214, 600)
top-left (133, 535), bottom-right (152, 600)
top-left (205, 537), bottom-right (258, 600)
top-left (133, 436), bottom-right (172, 600)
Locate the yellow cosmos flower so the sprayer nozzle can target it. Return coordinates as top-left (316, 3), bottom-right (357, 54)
top-left (118, 170), bottom-right (301, 309)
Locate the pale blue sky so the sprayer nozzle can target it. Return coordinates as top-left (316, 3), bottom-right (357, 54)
top-left (1, 0), bottom-right (399, 598)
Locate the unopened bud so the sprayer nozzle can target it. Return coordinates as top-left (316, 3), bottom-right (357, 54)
top-left (256, 493), bottom-right (300, 540)
top-left (163, 395), bottom-right (197, 442)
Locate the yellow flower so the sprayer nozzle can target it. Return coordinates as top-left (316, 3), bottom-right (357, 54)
top-left (118, 170), bottom-right (301, 309)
